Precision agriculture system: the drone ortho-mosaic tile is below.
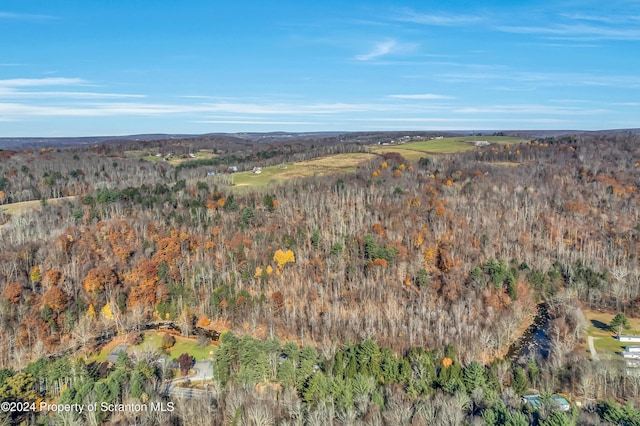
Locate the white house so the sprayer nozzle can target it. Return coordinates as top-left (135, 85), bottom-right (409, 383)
top-left (625, 346), bottom-right (640, 353)
top-left (618, 335), bottom-right (640, 343)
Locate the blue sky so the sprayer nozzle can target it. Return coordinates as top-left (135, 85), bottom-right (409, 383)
top-left (1, 0), bottom-right (639, 136)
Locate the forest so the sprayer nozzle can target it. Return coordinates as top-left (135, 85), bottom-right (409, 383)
top-left (0, 131), bottom-right (639, 425)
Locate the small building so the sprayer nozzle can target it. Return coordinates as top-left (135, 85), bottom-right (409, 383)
top-left (625, 346), bottom-right (640, 352)
top-left (618, 335), bottom-right (640, 343)
top-left (522, 395), bottom-right (570, 412)
top-left (107, 345), bottom-right (129, 363)
top-left (622, 351), bottom-right (640, 359)
top-left (551, 396), bottom-right (571, 412)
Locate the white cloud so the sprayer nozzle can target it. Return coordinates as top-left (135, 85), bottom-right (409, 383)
top-left (0, 78), bottom-right (86, 87)
top-left (395, 9), bottom-right (483, 26)
top-left (388, 94), bottom-right (454, 100)
top-left (355, 40), bottom-right (399, 61)
top-left (0, 90), bottom-right (145, 99)
top-left (193, 120), bottom-right (320, 125)
top-left (497, 22), bottom-right (640, 41)
top-left (454, 104), bottom-right (609, 115)
top-left (0, 11), bottom-right (57, 20)
top-left (0, 100), bottom-right (396, 118)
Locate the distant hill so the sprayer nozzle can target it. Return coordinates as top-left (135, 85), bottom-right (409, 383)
top-left (2, 129), bottom-right (639, 150)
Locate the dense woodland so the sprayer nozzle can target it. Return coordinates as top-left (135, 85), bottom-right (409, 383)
top-left (0, 132), bottom-right (639, 424)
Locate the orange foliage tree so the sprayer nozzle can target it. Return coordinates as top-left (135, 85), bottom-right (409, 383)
top-left (42, 287), bottom-right (68, 313)
top-left (83, 267), bottom-right (118, 297)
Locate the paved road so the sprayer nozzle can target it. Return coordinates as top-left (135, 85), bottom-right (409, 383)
top-left (588, 336), bottom-right (600, 362)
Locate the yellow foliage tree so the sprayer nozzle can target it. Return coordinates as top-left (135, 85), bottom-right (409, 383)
top-left (101, 303), bottom-right (115, 321)
top-left (87, 303), bottom-right (96, 318)
top-left (29, 265), bottom-right (41, 283)
top-left (273, 249), bottom-right (295, 268)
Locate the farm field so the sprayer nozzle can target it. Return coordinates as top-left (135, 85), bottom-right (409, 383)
top-left (583, 309), bottom-right (640, 359)
top-left (370, 136), bottom-right (529, 160)
top-left (229, 152), bottom-right (377, 189)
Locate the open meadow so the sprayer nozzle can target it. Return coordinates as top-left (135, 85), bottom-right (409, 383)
top-left (369, 136), bottom-right (529, 160)
top-left (584, 310), bottom-right (640, 359)
top-left (228, 152), bottom-right (377, 189)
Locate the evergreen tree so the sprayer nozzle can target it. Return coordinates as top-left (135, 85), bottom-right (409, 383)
top-left (511, 366), bottom-right (528, 396)
top-left (610, 312), bottom-right (631, 334)
top-left (540, 411), bottom-right (573, 426)
top-left (463, 360), bottom-right (486, 392)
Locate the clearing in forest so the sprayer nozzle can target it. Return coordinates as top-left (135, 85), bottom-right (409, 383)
top-left (88, 331), bottom-right (216, 364)
top-left (124, 149), bottom-right (218, 167)
top-left (583, 309), bottom-right (640, 359)
top-left (229, 152), bottom-right (377, 189)
top-left (0, 195), bottom-right (77, 216)
top-left (369, 136), bottom-right (529, 161)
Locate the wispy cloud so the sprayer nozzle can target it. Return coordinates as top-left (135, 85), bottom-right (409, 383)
top-left (0, 78), bottom-right (86, 87)
top-left (0, 78), bottom-right (144, 100)
top-left (355, 40), bottom-right (400, 61)
top-left (454, 104), bottom-right (609, 115)
top-left (560, 12), bottom-right (640, 25)
top-left (193, 120), bottom-right (320, 125)
top-left (498, 22), bottom-right (640, 40)
top-left (435, 70), bottom-right (640, 88)
top-left (0, 11), bottom-right (58, 20)
top-left (0, 90), bottom-right (145, 99)
top-left (395, 8), bottom-right (483, 26)
top-left (0, 100), bottom-right (397, 118)
top-left (388, 94), bottom-right (454, 100)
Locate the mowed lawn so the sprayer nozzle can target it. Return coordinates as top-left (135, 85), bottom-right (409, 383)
top-left (135, 331), bottom-right (216, 361)
top-left (231, 152), bottom-right (377, 189)
top-left (584, 309), bottom-right (640, 358)
top-left (87, 331), bottom-right (216, 364)
top-left (370, 136), bottom-right (529, 161)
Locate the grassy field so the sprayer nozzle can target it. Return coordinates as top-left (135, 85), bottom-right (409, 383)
top-left (584, 310), bottom-right (640, 359)
top-left (124, 149), bottom-right (218, 167)
top-left (370, 136), bottom-right (529, 161)
top-left (229, 152), bottom-right (376, 190)
top-left (86, 331), bottom-right (216, 364)
top-left (0, 195), bottom-right (78, 216)
top-left (137, 331), bottom-right (216, 361)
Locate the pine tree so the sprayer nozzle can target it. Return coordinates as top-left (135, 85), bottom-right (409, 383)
top-left (463, 360), bottom-right (486, 392)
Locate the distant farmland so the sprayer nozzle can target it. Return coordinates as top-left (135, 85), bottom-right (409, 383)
top-left (370, 136), bottom-right (529, 160)
top-left (224, 153), bottom-right (377, 189)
